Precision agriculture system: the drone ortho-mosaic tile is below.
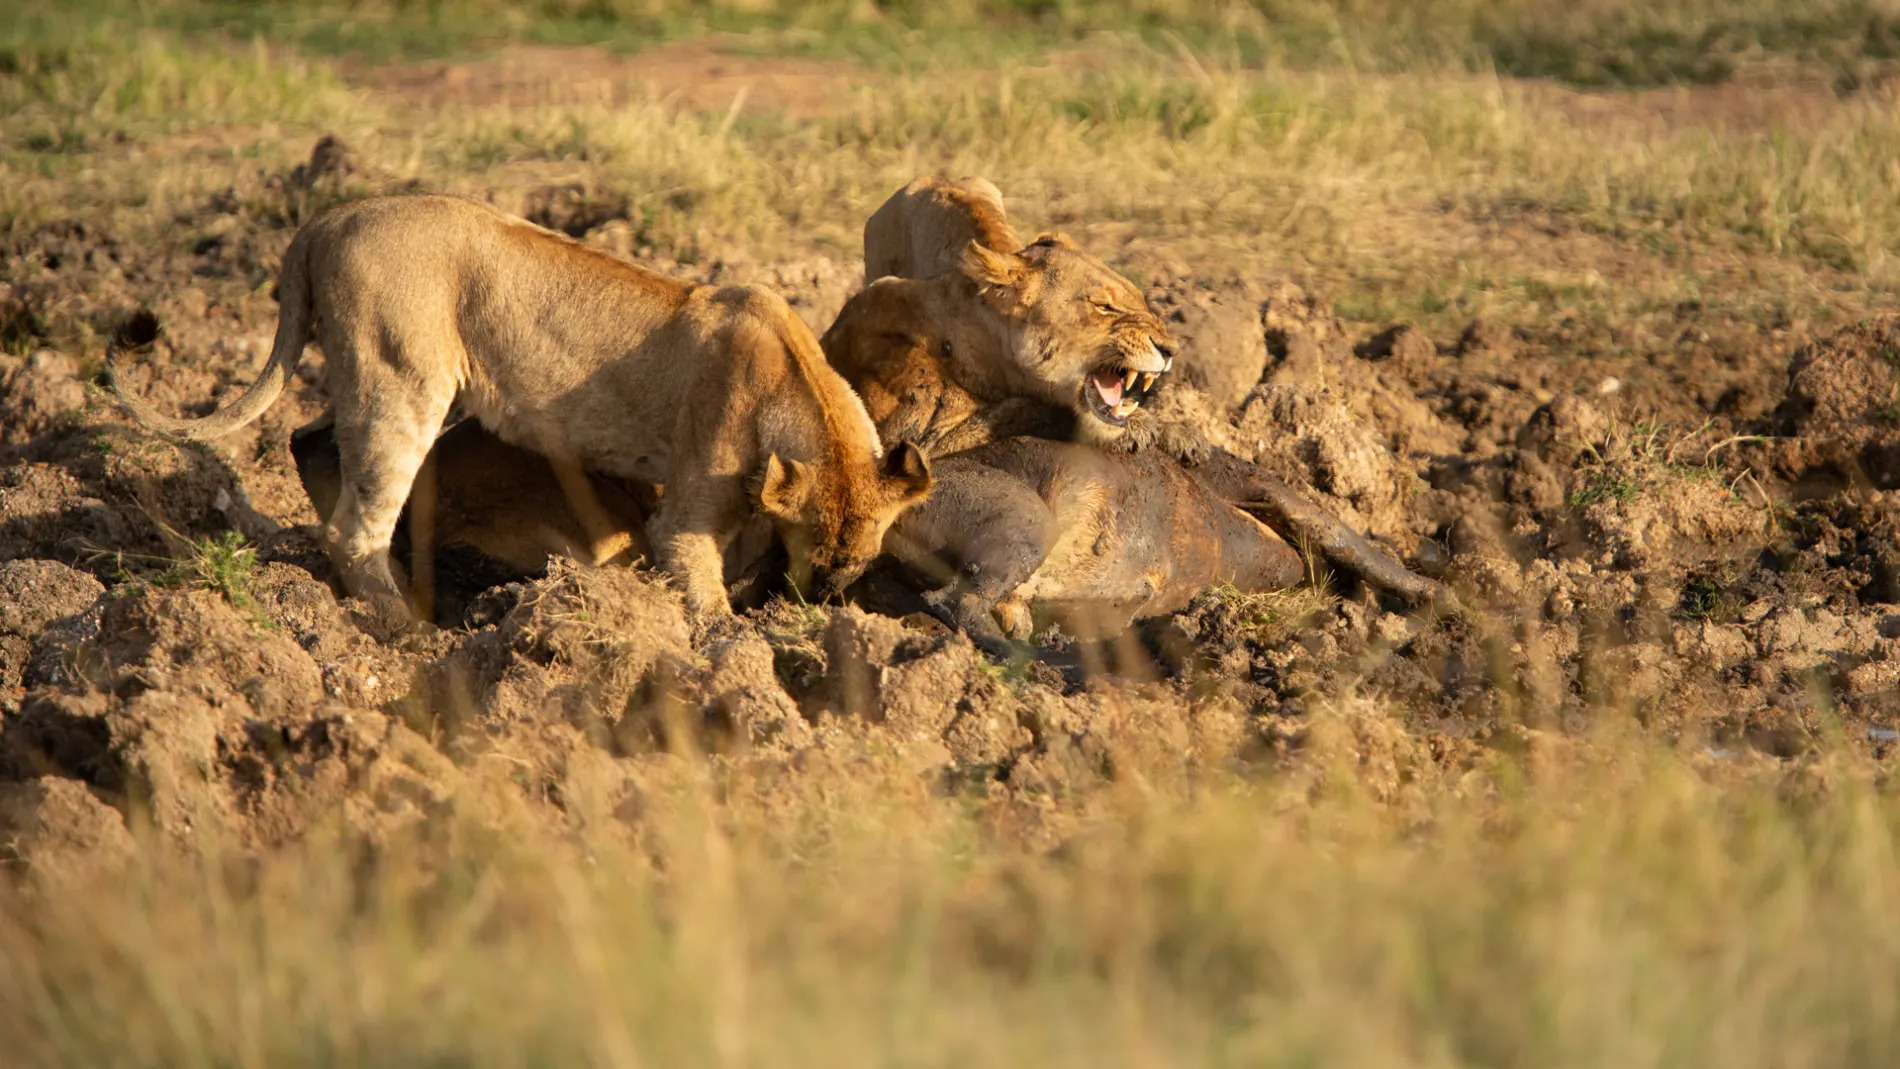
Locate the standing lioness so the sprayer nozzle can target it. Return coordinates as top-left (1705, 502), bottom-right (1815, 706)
top-left (107, 194), bottom-right (930, 615)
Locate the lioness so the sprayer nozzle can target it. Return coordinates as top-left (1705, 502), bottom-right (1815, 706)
top-left (830, 176), bottom-right (1444, 606)
top-left (888, 437), bottom-right (1306, 644)
top-left (107, 194), bottom-right (930, 616)
top-left (824, 231), bottom-right (1177, 454)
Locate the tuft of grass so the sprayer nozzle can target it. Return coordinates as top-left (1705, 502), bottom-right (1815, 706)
top-left (1569, 420), bottom-right (1739, 510)
top-left (1209, 582), bottom-right (1335, 645)
top-left (158, 529), bottom-right (266, 622)
top-left (1567, 468), bottom-right (1646, 509)
top-left (1677, 566), bottom-right (1743, 622)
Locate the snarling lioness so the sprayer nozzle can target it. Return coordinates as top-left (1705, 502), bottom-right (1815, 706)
top-left (826, 204), bottom-right (1177, 454)
top-left (829, 175), bottom-right (1445, 607)
top-left (107, 194), bottom-right (930, 616)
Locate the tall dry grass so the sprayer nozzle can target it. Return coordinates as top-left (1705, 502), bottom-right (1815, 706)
top-left (3, 705), bottom-right (1898, 1067)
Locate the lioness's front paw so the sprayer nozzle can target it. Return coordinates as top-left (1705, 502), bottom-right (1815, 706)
top-left (1154, 418), bottom-right (1214, 464)
top-left (679, 584), bottom-right (734, 617)
top-left (1116, 407), bottom-right (1161, 454)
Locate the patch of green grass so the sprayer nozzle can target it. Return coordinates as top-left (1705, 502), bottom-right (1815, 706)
top-left (1208, 583), bottom-right (1334, 646)
top-left (15, 0), bottom-right (1900, 83)
top-left (1676, 567), bottom-right (1743, 622)
top-left (759, 595), bottom-right (830, 694)
top-left (975, 646), bottom-right (1036, 693)
top-left (159, 530), bottom-right (268, 623)
top-left (1567, 468), bottom-right (1645, 509)
top-left (1570, 421), bottom-right (1746, 510)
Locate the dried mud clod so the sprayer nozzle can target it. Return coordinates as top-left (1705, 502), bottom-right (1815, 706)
top-left (1143, 274), bottom-right (1269, 414)
top-left (1770, 312), bottom-right (1900, 493)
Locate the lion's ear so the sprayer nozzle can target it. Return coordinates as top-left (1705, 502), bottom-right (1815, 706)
top-left (882, 441), bottom-right (932, 503)
top-left (756, 454), bottom-right (814, 518)
top-left (959, 240), bottom-right (1024, 287)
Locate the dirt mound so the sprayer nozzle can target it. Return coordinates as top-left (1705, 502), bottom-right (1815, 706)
top-left (418, 561), bottom-right (699, 773)
top-left (0, 776), bottom-right (133, 881)
top-left (1772, 313), bottom-right (1900, 493)
top-left (1143, 274), bottom-right (1269, 414)
top-left (819, 606), bottom-right (1029, 767)
top-left (1561, 441), bottom-right (1769, 574)
top-left (0, 560), bottom-right (104, 699)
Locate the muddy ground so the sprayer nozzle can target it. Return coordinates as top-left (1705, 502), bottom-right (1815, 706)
top-left (1, 137), bottom-right (1897, 869)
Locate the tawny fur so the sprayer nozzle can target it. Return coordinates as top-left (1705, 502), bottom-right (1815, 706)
top-left (107, 193), bottom-right (929, 616)
top-left (293, 417), bottom-right (649, 569)
top-left (862, 175), bottom-right (1021, 284)
top-left (827, 184), bottom-right (1177, 452)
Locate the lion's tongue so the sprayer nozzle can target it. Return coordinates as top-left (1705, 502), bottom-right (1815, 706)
top-left (1092, 369), bottom-right (1124, 408)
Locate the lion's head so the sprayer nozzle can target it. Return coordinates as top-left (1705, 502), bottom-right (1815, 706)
top-left (756, 440), bottom-right (933, 602)
top-left (958, 233), bottom-right (1176, 443)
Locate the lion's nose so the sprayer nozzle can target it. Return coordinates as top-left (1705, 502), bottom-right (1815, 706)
top-left (817, 561), bottom-right (871, 601)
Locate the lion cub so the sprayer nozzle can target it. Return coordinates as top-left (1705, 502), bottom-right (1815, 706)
top-left (108, 194), bottom-right (929, 615)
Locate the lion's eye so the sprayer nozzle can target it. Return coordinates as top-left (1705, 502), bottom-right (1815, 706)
top-left (1090, 299), bottom-right (1119, 315)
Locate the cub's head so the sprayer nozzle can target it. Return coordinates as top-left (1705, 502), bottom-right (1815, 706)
top-left (959, 233), bottom-right (1176, 444)
top-left (755, 441), bottom-right (932, 601)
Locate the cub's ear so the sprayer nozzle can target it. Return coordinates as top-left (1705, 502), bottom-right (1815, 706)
top-left (883, 440), bottom-right (932, 502)
top-left (756, 454), bottom-right (813, 518)
top-left (959, 240), bottom-right (1025, 288)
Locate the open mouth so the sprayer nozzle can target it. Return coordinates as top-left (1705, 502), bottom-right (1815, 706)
top-left (1083, 361), bottom-right (1168, 427)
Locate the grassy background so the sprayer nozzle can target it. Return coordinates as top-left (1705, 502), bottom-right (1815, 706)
top-left (6, 2), bottom-right (1900, 1064)
top-left (8, 0), bottom-right (1900, 342)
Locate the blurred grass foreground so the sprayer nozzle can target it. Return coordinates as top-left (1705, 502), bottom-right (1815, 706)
top-left (6, 711), bottom-right (1900, 1066)
top-left (6, 1), bottom-right (1900, 1066)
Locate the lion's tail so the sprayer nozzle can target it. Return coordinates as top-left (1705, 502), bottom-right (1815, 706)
top-left (106, 227), bottom-right (315, 442)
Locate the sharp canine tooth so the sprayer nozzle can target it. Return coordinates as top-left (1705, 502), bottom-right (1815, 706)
top-left (1140, 372), bottom-right (1156, 391)
top-left (1122, 369), bottom-right (1138, 391)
